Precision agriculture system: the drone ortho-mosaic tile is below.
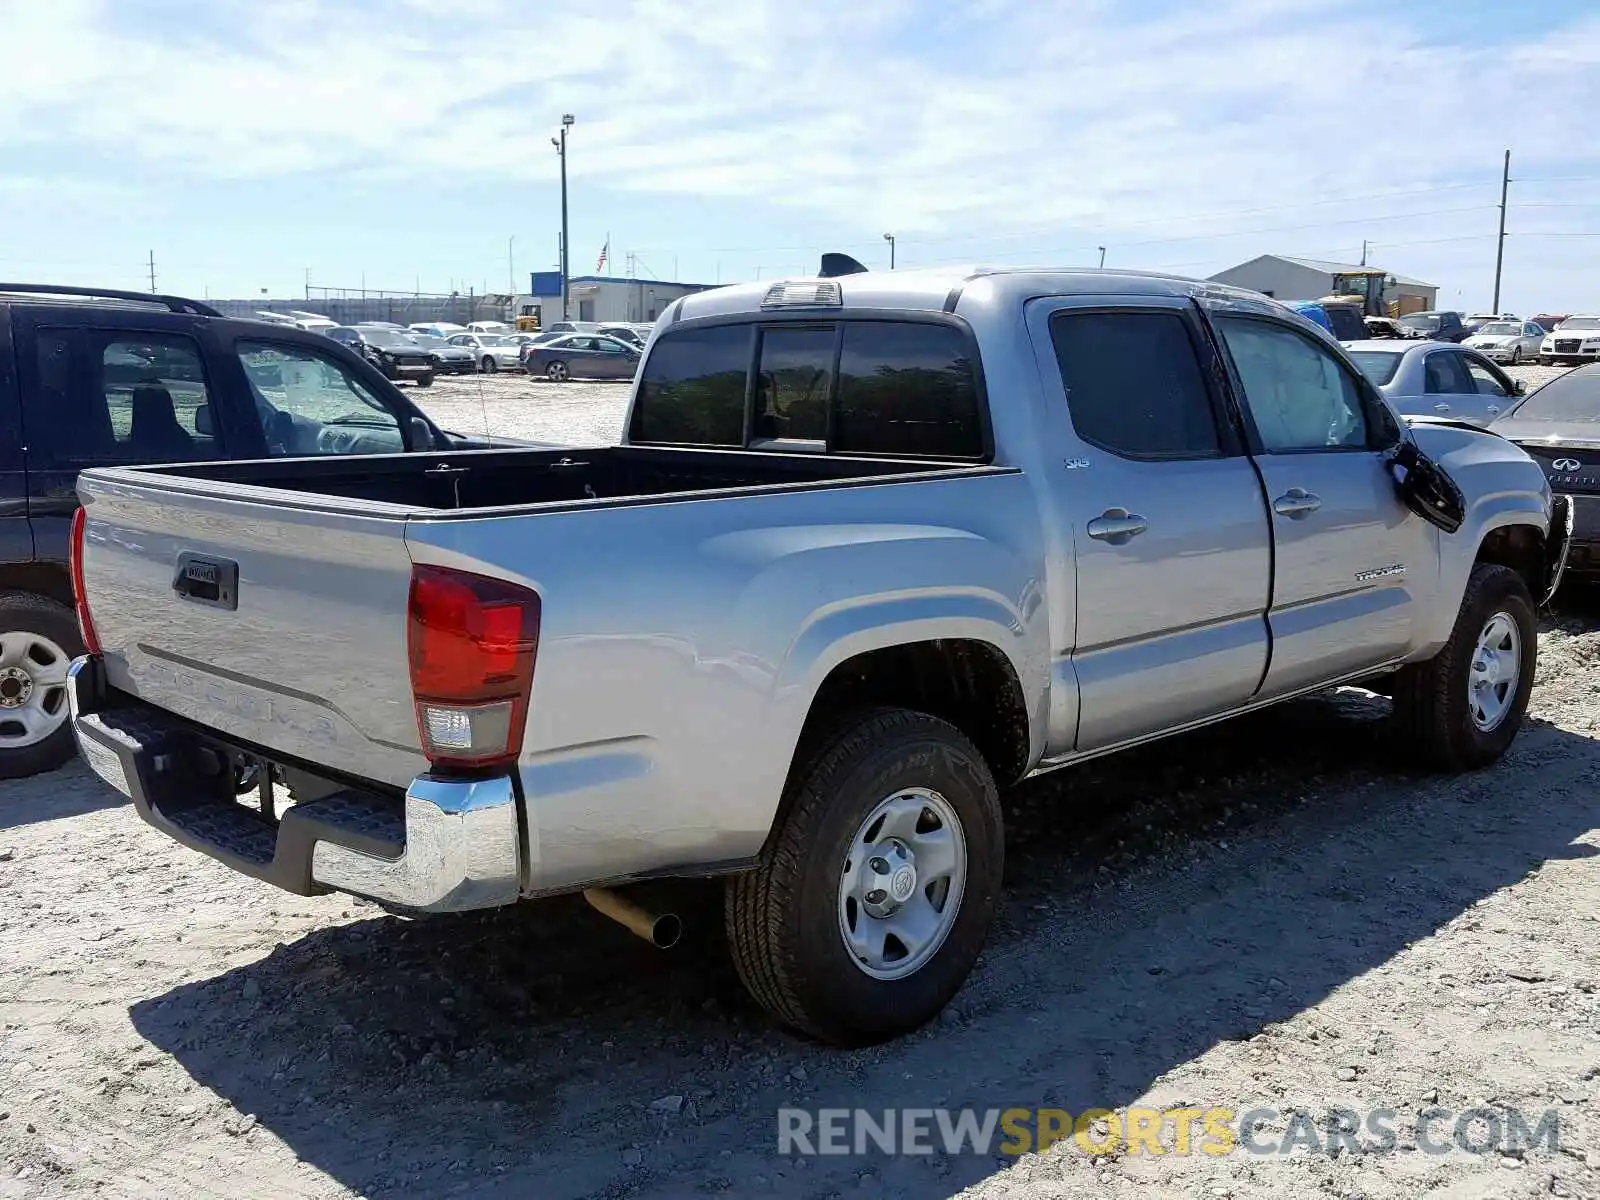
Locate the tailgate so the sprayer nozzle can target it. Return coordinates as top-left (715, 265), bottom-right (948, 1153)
top-left (78, 471), bottom-right (426, 789)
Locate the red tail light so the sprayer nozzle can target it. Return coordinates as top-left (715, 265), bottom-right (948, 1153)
top-left (407, 564), bottom-right (540, 771)
top-left (69, 507), bottom-right (101, 655)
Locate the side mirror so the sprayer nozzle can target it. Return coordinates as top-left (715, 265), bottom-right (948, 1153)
top-left (1513, 379), bottom-right (1527, 396)
top-left (194, 404), bottom-right (214, 436)
top-left (408, 417), bottom-right (436, 450)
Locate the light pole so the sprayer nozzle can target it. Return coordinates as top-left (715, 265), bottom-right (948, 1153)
top-left (551, 113), bottom-right (575, 319)
top-left (507, 236), bottom-right (515, 295)
top-left (1097, 246), bottom-right (1106, 268)
top-left (883, 232), bottom-right (896, 270)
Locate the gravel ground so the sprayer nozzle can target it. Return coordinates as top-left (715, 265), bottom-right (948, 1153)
top-left (0, 362), bottom-right (1595, 1200)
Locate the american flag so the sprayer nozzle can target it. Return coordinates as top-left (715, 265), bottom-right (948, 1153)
top-left (596, 240), bottom-right (608, 271)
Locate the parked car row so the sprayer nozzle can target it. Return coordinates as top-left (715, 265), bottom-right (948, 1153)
top-left (252, 313), bottom-right (661, 380)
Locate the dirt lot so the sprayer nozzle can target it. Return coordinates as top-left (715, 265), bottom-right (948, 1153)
top-left (1, 363), bottom-right (1596, 1200)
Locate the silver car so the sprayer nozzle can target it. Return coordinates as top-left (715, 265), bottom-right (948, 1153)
top-left (447, 332), bottom-right (523, 373)
top-left (1463, 320), bottom-right (1545, 365)
top-left (1344, 338), bottom-right (1525, 427)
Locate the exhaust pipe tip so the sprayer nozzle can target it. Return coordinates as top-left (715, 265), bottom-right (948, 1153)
top-left (583, 887), bottom-right (682, 950)
top-left (649, 911), bottom-right (683, 950)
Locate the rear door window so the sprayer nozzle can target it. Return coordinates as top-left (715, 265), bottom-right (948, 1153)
top-left (1049, 310), bottom-right (1221, 459)
top-left (25, 329), bottom-right (217, 468)
top-left (1424, 351), bottom-right (1476, 395)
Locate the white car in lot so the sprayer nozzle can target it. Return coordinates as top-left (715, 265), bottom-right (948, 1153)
top-left (1464, 320), bottom-right (1546, 365)
top-left (1540, 316), bottom-right (1600, 365)
top-left (448, 332), bottom-right (524, 373)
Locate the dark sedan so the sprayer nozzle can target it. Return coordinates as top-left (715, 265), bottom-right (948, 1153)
top-left (1492, 364), bottom-right (1600, 575)
top-left (522, 333), bottom-right (640, 381)
top-left (326, 326), bottom-right (435, 386)
top-left (405, 333), bottom-right (476, 375)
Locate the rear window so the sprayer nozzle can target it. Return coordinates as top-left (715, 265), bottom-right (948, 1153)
top-left (1346, 350), bottom-right (1404, 385)
top-left (1322, 306), bottom-right (1366, 341)
top-left (629, 319), bottom-right (985, 458)
top-left (834, 322), bottom-right (983, 457)
top-left (629, 325), bottom-right (749, 446)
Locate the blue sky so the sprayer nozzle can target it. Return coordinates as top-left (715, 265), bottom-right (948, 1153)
top-left (3, 0), bottom-right (1597, 311)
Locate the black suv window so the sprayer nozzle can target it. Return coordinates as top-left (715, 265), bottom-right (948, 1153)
top-left (28, 329), bottom-right (216, 468)
top-left (630, 319), bottom-right (985, 458)
top-left (1049, 310), bottom-right (1220, 459)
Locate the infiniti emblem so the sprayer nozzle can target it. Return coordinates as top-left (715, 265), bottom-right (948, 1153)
top-left (1552, 458), bottom-right (1582, 472)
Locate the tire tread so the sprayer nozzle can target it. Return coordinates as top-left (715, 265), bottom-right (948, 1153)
top-left (726, 706), bottom-right (996, 1043)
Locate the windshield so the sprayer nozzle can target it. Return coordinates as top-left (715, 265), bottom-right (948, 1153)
top-left (1346, 350), bottom-right (1405, 386)
top-left (1399, 314), bottom-right (1440, 332)
top-left (1505, 370), bottom-right (1600, 422)
top-left (1558, 317), bottom-right (1600, 331)
top-left (408, 334), bottom-right (447, 348)
top-left (360, 329), bottom-right (417, 348)
top-left (1478, 322), bottom-right (1522, 336)
top-left (475, 334), bottom-right (514, 346)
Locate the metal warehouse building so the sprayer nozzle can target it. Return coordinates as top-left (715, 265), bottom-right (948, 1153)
top-left (518, 272), bottom-right (715, 326)
top-left (1207, 254), bottom-right (1439, 312)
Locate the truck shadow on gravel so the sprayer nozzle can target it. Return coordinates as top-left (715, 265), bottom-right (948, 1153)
top-left (128, 689), bottom-right (1600, 1200)
top-left (0, 759), bottom-right (126, 832)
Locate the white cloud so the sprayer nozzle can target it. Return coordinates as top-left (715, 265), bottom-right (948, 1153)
top-left (1, 0), bottom-right (1596, 293)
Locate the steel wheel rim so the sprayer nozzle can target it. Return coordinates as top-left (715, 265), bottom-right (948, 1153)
top-left (0, 631), bottom-right (71, 748)
top-left (837, 787), bottom-right (967, 981)
top-left (1468, 611), bottom-right (1521, 732)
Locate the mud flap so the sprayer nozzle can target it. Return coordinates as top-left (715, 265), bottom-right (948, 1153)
top-left (1542, 493), bottom-right (1574, 606)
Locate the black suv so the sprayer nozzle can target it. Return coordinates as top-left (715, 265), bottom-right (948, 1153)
top-left (325, 325), bottom-right (436, 386)
top-left (0, 284), bottom-right (498, 780)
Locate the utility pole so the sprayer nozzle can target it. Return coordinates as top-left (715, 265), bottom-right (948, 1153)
top-left (883, 232), bottom-right (896, 269)
top-left (304, 267), bottom-right (311, 301)
top-left (1097, 246), bottom-right (1106, 268)
top-left (508, 236), bottom-right (515, 295)
top-left (551, 113), bottom-right (575, 319)
top-left (147, 250), bottom-right (156, 292)
top-left (1360, 239), bottom-right (1370, 266)
top-left (1492, 148), bottom-right (1511, 314)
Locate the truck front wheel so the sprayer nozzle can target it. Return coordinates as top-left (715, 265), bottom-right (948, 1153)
top-left (1392, 563), bottom-right (1535, 770)
top-left (726, 707), bottom-right (1003, 1045)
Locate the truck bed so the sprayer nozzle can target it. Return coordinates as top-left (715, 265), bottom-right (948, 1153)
top-left (116, 444), bottom-right (978, 514)
top-left (75, 444), bottom-right (1019, 795)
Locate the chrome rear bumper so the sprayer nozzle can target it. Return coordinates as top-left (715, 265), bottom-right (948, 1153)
top-left (68, 656), bottom-right (521, 912)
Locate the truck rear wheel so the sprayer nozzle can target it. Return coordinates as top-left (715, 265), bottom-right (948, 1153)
top-left (726, 707), bottom-right (1003, 1045)
top-left (0, 592), bottom-right (83, 780)
top-left (1392, 563), bottom-right (1535, 771)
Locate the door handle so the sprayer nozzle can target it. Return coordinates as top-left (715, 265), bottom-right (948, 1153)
top-left (1086, 508), bottom-right (1148, 544)
top-left (1433, 403), bottom-right (1452, 412)
top-left (1272, 488), bottom-right (1322, 519)
top-left (1487, 404), bottom-right (1500, 414)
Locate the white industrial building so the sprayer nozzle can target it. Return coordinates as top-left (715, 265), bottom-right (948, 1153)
top-left (1207, 255), bottom-right (1439, 311)
top-left (515, 273), bottom-right (714, 326)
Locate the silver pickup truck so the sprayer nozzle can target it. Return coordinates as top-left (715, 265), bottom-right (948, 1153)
top-left (68, 265), bottom-right (1569, 1045)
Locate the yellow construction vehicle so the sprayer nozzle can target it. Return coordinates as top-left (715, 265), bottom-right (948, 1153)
top-left (1316, 268), bottom-right (1421, 319)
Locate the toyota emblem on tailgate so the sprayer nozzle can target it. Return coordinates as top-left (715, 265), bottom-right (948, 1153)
top-left (1553, 458), bottom-right (1582, 472)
